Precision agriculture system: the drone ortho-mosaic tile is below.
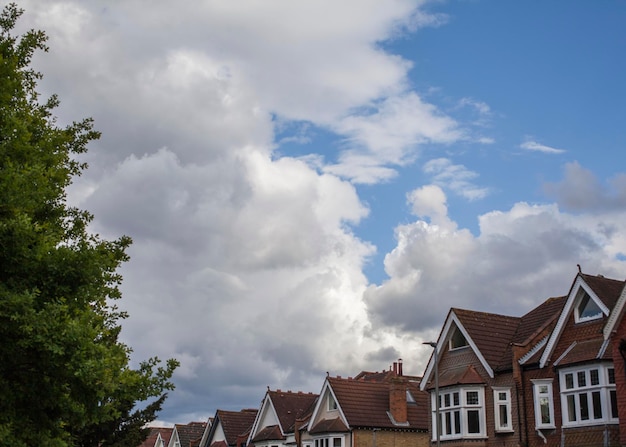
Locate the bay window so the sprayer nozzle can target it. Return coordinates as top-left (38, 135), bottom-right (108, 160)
top-left (559, 364), bottom-right (617, 427)
top-left (432, 386), bottom-right (485, 440)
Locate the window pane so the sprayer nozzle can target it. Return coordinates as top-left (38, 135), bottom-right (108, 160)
top-left (590, 369), bottom-right (599, 386)
top-left (580, 393), bottom-right (589, 420)
top-left (567, 394), bottom-right (577, 422)
top-left (444, 393), bottom-right (450, 407)
top-left (608, 368), bottom-right (615, 384)
top-left (453, 392), bottom-right (459, 406)
top-left (539, 385), bottom-right (548, 394)
top-left (499, 404), bottom-right (508, 427)
top-left (466, 391), bottom-right (479, 405)
top-left (467, 410), bottom-right (480, 433)
top-left (577, 371), bottom-right (586, 388)
top-left (611, 390), bottom-right (618, 419)
top-left (445, 412), bottom-right (451, 435)
top-left (592, 391), bottom-right (602, 419)
top-left (565, 374), bottom-right (574, 389)
top-left (454, 411), bottom-right (461, 434)
top-left (540, 397), bottom-right (551, 424)
top-left (498, 392), bottom-right (507, 401)
top-left (333, 438), bottom-right (341, 447)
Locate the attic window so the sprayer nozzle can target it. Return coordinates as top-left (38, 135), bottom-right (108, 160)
top-left (575, 292), bottom-right (603, 323)
top-left (449, 327), bottom-right (468, 350)
top-left (328, 394), bottom-right (338, 411)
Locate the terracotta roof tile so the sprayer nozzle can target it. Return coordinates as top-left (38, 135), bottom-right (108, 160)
top-left (251, 425), bottom-right (285, 442)
top-left (268, 390), bottom-right (319, 432)
top-left (309, 417), bottom-right (350, 434)
top-left (216, 409), bottom-right (258, 445)
top-left (432, 365), bottom-right (485, 389)
top-left (176, 422), bottom-right (207, 447)
top-left (554, 338), bottom-right (608, 366)
top-left (580, 273), bottom-right (624, 310)
top-left (139, 427), bottom-right (174, 447)
top-left (514, 296), bottom-right (567, 346)
top-left (326, 376), bottom-right (428, 430)
top-left (453, 308), bottom-right (520, 372)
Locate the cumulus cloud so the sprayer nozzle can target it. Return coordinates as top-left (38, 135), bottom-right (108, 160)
top-left (544, 161), bottom-right (626, 212)
top-left (365, 186), bottom-right (626, 337)
top-left (15, 0), bottom-right (626, 426)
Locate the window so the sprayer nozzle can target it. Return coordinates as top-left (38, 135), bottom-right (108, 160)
top-left (327, 393), bottom-right (338, 411)
top-left (532, 379), bottom-right (555, 429)
top-left (493, 388), bottom-right (513, 432)
top-left (559, 364), bottom-right (618, 427)
top-left (575, 292), bottom-right (603, 323)
top-left (314, 437), bottom-right (343, 447)
top-left (432, 386), bottom-right (485, 440)
top-left (449, 327), bottom-right (468, 350)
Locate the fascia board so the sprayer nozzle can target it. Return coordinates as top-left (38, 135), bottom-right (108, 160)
top-left (307, 379), bottom-right (349, 430)
top-left (604, 282), bottom-right (626, 339)
top-left (450, 313), bottom-right (494, 378)
top-left (540, 276), bottom-right (602, 368)
top-left (419, 310), bottom-right (494, 391)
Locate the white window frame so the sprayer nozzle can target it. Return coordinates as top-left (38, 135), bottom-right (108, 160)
top-left (449, 327), bottom-right (469, 350)
top-left (559, 364), bottom-right (618, 427)
top-left (493, 387), bottom-right (513, 432)
top-left (327, 393), bottom-right (338, 411)
top-left (574, 292), bottom-right (603, 323)
top-left (532, 379), bottom-right (555, 429)
top-left (313, 436), bottom-right (344, 447)
top-left (431, 386), bottom-right (486, 441)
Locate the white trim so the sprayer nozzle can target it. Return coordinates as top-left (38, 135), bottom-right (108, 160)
top-left (518, 337), bottom-right (548, 365)
top-left (306, 379), bottom-right (349, 432)
top-left (532, 379), bottom-right (555, 430)
top-left (553, 342), bottom-right (577, 367)
top-left (559, 364), bottom-right (618, 427)
top-left (540, 276), bottom-right (606, 368)
top-left (493, 387), bottom-right (513, 433)
top-left (604, 282), bottom-right (626, 339)
top-left (248, 391), bottom-right (284, 445)
top-left (420, 311), bottom-right (493, 392)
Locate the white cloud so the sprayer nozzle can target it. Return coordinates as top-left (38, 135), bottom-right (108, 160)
top-left (423, 158), bottom-right (489, 200)
top-left (520, 140), bottom-right (566, 154)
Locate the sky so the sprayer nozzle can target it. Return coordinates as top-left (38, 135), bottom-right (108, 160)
top-left (13, 0), bottom-right (626, 424)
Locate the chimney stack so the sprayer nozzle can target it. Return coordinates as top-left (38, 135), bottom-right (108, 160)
top-left (398, 358), bottom-right (403, 376)
top-left (389, 378), bottom-right (407, 424)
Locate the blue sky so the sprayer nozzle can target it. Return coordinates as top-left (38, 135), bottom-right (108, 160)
top-left (17, 0), bottom-right (626, 424)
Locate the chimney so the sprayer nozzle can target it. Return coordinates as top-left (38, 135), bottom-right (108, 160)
top-left (389, 378), bottom-right (407, 424)
top-left (398, 358), bottom-right (403, 376)
top-left (393, 361), bottom-right (397, 375)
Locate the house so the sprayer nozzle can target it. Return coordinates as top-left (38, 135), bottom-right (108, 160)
top-left (139, 427), bottom-right (173, 447)
top-left (305, 361), bottom-right (430, 447)
top-left (201, 409), bottom-right (259, 447)
top-left (420, 270), bottom-right (626, 447)
top-left (168, 421), bottom-right (207, 447)
top-left (247, 389), bottom-right (319, 447)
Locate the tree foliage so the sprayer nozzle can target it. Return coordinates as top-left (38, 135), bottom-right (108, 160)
top-left (0, 4), bottom-right (178, 446)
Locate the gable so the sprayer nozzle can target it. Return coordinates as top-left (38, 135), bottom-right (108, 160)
top-left (249, 394), bottom-right (281, 442)
top-left (540, 274), bottom-right (624, 368)
top-left (421, 309), bottom-right (518, 390)
top-left (308, 380), bottom-right (349, 431)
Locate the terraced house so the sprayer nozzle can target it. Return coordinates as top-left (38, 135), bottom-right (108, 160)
top-left (420, 270), bottom-right (626, 447)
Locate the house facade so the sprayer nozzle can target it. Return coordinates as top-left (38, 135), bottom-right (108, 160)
top-left (247, 389), bottom-right (319, 447)
top-left (421, 271), bottom-right (626, 447)
top-left (306, 363), bottom-right (430, 447)
top-left (201, 409), bottom-right (259, 447)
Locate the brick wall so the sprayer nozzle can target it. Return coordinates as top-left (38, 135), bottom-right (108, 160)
top-left (352, 429), bottom-right (429, 447)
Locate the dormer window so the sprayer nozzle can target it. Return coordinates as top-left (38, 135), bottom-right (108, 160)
top-left (449, 327), bottom-right (468, 350)
top-left (575, 292), bottom-right (603, 323)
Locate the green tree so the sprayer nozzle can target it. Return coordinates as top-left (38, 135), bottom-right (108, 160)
top-left (0, 4), bottom-right (179, 446)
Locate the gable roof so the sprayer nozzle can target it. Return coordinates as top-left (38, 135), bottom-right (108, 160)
top-left (311, 376), bottom-right (427, 431)
top-left (540, 273), bottom-right (626, 368)
top-left (209, 409), bottom-right (258, 447)
top-left (453, 308), bottom-right (521, 373)
top-left (140, 427), bottom-right (174, 447)
top-left (267, 390), bottom-right (318, 433)
top-left (174, 422), bottom-right (207, 447)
